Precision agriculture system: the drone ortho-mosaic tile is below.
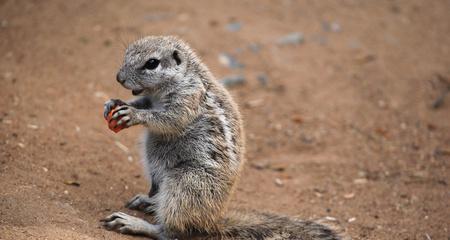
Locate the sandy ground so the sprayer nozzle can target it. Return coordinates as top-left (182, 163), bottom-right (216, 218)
top-left (1, 0), bottom-right (449, 239)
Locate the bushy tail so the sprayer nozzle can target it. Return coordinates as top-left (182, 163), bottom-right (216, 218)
top-left (209, 210), bottom-right (349, 240)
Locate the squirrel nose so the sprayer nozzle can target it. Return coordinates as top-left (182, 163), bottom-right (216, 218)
top-left (116, 73), bottom-right (125, 84)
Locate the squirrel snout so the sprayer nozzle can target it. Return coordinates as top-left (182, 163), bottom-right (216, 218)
top-left (116, 73), bottom-right (125, 84)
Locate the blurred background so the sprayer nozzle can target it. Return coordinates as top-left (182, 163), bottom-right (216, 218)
top-left (1, 0), bottom-right (449, 239)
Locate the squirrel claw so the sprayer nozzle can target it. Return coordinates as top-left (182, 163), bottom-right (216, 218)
top-left (104, 99), bottom-right (127, 119)
top-left (126, 194), bottom-right (153, 210)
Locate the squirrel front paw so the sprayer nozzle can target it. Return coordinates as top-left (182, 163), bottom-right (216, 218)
top-left (103, 99), bottom-right (127, 119)
top-left (111, 105), bottom-right (141, 127)
top-left (125, 194), bottom-right (155, 214)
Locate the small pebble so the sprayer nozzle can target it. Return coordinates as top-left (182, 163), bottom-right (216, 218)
top-left (226, 21), bottom-right (242, 32)
top-left (378, 100), bottom-right (386, 108)
top-left (115, 141), bottom-right (130, 153)
top-left (322, 21), bottom-right (341, 32)
top-left (400, 122), bottom-right (407, 130)
top-left (3, 72), bottom-right (13, 80)
top-left (348, 217), bottom-right (356, 223)
top-left (248, 43), bottom-right (262, 53)
top-left (245, 99), bottom-right (264, 108)
top-left (272, 123), bottom-right (282, 131)
top-left (17, 143), bottom-right (25, 148)
top-left (291, 115), bottom-right (303, 124)
top-left (330, 22), bottom-right (341, 32)
top-left (250, 161), bottom-right (269, 170)
top-left (234, 47), bottom-right (244, 54)
top-left (218, 53), bottom-right (244, 69)
top-left (42, 167), bottom-right (49, 172)
top-left (358, 171), bottom-right (367, 177)
top-left (64, 180), bottom-right (81, 187)
top-left (277, 32), bottom-right (304, 45)
top-left (344, 193), bottom-right (355, 199)
top-left (301, 134), bottom-right (314, 144)
top-left (257, 73), bottom-right (268, 86)
top-left (274, 178), bottom-right (284, 187)
top-left (27, 124), bottom-right (39, 130)
top-left (94, 91), bottom-right (109, 101)
top-left (353, 178), bottom-right (368, 184)
top-left (75, 126), bottom-right (81, 132)
top-left (219, 75), bottom-right (246, 87)
top-left (64, 190), bottom-right (69, 195)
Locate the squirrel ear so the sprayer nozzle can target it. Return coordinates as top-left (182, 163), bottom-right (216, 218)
top-left (172, 50), bottom-right (182, 65)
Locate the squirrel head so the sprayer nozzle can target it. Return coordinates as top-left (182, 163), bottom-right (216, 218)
top-left (116, 36), bottom-right (191, 96)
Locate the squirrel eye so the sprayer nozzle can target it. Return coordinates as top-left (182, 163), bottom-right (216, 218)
top-left (143, 58), bottom-right (160, 70)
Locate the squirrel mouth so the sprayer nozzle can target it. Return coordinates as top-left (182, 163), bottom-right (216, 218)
top-left (132, 89), bottom-right (144, 96)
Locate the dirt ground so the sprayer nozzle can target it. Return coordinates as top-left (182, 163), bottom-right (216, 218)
top-left (1, 0), bottom-right (449, 239)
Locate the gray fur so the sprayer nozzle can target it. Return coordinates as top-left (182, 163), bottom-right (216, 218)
top-left (101, 36), bottom-right (348, 240)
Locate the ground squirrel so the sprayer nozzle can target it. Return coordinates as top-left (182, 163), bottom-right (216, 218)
top-left (101, 36), bottom-right (347, 240)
